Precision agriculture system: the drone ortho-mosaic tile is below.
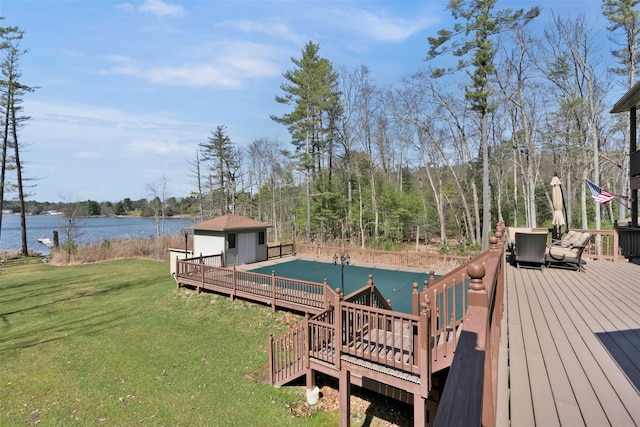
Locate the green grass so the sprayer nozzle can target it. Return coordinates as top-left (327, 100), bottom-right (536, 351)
top-left (0, 259), bottom-right (336, 426)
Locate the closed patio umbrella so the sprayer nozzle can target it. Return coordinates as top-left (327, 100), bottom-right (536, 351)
top-left (551, 175), bottom-right (566, 239)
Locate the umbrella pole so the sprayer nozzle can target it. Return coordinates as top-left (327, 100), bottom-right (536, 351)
top-left (560, 183), bottom-right (569, 234)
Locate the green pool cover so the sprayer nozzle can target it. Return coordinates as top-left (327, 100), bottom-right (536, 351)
top-left (248, 259), bottom-right (437, 314)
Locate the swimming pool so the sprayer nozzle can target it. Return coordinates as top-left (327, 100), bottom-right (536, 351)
top-left (248, 259), bottom-right (435, 314)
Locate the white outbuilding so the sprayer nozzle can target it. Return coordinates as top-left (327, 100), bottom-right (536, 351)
top-left (191, 214), bottom-right (271, 266)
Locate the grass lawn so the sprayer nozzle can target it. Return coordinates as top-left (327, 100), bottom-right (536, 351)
top-left (0, 258), bottom-right (336, 426)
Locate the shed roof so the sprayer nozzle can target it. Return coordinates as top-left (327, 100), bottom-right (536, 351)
top-left (611, 80), bottom-right (640, 113)
top-left (191, 214), bottom-right (271, 231)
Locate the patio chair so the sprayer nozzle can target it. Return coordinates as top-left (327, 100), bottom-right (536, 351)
top-left (545, 231), bottom-right (593, 272)
top-left (513, 231), bottom-right (548, 271)
top-left (505, 227), bottom-right (533, 261)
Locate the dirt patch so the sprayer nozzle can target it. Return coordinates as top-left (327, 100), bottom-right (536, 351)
top-left (246, 366), bottom-right (413, 426)
top-left (284, 384), bottom-right (413, 426)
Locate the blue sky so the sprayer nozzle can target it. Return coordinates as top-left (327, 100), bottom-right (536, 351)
top-left (0, 0), bottom-right (607, 203)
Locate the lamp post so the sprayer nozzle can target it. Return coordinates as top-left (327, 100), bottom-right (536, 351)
top-left (333, 252), bottom-right (350, 290)
top-left (183, 228), bottom-right (191, 259)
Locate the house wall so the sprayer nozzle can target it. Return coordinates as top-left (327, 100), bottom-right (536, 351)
top-left (192, 228), bottom-right (269, 266)
top-left (193, 231), bottom-right (225, 258)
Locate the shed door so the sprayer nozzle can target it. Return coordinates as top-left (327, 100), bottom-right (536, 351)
top-left (238, 232), bottom-right (256, 265)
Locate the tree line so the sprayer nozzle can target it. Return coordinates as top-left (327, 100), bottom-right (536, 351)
top-left (3, 1), bottom-right (639, 256)
top-left (2, 197), bottom-right (197, 218)
top-left (185, 1), bottom-right (639, 252)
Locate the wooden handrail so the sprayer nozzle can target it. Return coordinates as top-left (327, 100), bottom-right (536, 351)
top-left (434, 225), bottom-right (506, 426)
top-left (343, 274), bottom-right (392, 310)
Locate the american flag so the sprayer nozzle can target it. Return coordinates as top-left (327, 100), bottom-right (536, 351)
top-left (587, 180), bottom-right (616, 204)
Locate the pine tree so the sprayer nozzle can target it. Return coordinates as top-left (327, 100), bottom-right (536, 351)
top-left (271, 41), bottom-right (341, 242)
top-left (427, 0), bottom-right (539, 249)
top-left (199, 125), bottom-right (237, 216)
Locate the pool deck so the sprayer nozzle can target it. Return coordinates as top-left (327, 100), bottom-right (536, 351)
top-left (498, 259), bottom-right (640, 426)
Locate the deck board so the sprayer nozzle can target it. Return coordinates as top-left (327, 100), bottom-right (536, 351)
top-left (502, 260), bottom-right (640, 426)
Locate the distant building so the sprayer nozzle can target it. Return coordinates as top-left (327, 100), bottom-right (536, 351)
top-left (168, 214), bottom-right (271, 276)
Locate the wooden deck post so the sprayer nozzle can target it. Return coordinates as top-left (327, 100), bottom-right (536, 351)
top-left (335, 288), bottom-right (343, 370)
top-left (198, 254), bottom-right (204, 294)
top-left (339, 367), bottom-right (351, 427)
top-left (268, 333), bottom-right (274, 386)
top-left (419, 295), bottom-right (431, 393)
top-left (231, 265), bottom-right (236, 301)
top-left (413, 394), bottom-right (426, 427)
top-left (271, 271), bottom-right (277, 313)
top-left (322, 278), bottom-right (329, 310)
top-left (175, 256), bottom-right (180, 289)
top-left (411, 282), bottom-right (419, 315)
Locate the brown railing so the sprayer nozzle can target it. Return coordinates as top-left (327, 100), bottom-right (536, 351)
top-left (267, 243), bottom-right (295, 259)
top-left (268, 321), bottom-right (307, 386)
top-left (269, 284), bottom-right (432, 388)
top-left (434, 224), bottom-right (506, 426)
top-left (340, 301), bottom-right (425, 375)
top-left (309, 309), bottom-right (336, 365)
top-left (295, 243), bottom-right (468, 270)
top-left (175, 260), bottom-right (333, 313)
top-left (343, 275), bottom-right (392, 310)
top-left (184, 253), bottom-right (224, 266)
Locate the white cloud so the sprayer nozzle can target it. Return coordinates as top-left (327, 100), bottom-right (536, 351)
top-left (219, 19), bottom-right (302, 45)
top-left (128, 139), bottom-right (192, 156)
top-left (103, 41), bottom-right (281, 88)
top-left (138, 0), bottom-right (185, 17)
top-left (333, 7), bottom-right (438, 42)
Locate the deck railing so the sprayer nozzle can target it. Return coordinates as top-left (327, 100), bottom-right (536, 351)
top-left (184, 252), bottom-right (224, 266)
top-left (175, 261), bottom-right (334, 313)
top-left (434, 224), bottom-right (506, 426)
top-left (295, 243), bottom-right (468, 270)
top-left (269, 283), bottom-right (432, 388)
top-left (340, 301), bottom-right (425, 375)
top-left (343, 275), bottom-right (392, 310)
top-left (267, 243), bottom-right (295, 259)
top-left (268, 321), bottom-right (308, 386)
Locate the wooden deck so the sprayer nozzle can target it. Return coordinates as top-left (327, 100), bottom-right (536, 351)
top-left (499, 259), bottom-right (640, 426)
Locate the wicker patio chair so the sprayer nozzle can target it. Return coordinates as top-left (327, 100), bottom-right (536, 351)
top-left (545, 231), bottom-right (593, 272)
top-left (513, 231), bottom-right (548, 271)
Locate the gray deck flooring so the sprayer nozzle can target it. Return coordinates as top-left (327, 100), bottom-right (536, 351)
top-left (499, 259), bottom-right (640, 426)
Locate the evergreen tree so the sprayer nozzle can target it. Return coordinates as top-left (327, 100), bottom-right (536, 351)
top-left (427, 0), bottom-right (539, 249)
top-left (271, 41), bottom-right (341, 242)
top-left (602, 0), bottom-right (640, 221)
top-left (0, 26), bottom-right (34, 256)
top-left (199, 125), bottom-right (237, 215)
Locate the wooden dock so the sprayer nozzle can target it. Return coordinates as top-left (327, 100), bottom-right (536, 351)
top-left (499, 260), bottom-right (640, 426)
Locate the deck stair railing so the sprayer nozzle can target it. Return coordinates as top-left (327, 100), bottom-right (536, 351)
top-left (269, 281), bottom-right (432, 388)
top-left (434, 224), bottom-right (506, 426)
top-left (343, 274), bottom-right (392, 310)
top-left (415, 251), bottom-right (493, 372)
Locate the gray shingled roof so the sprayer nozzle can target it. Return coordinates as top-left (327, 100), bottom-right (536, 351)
top-left (191, 214), bottom-right (271, 231)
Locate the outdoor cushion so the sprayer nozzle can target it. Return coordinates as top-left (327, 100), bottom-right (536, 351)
top-left (506, 227), bottom-right (533, 247)
top-left (546, 231), bottom-right (592, 271)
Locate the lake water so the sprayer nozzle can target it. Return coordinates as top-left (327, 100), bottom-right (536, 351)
top-left (0, 215), bottom-right (194, 253)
